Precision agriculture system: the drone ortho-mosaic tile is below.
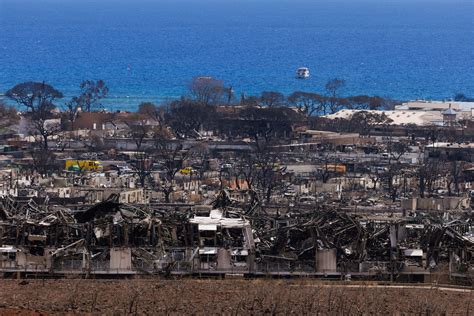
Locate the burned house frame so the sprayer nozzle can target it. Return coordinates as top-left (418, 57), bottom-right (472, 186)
top-left (0, 193), bottom-right (472, 284)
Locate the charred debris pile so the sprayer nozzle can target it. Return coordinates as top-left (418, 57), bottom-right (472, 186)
top-left (0, 192), bottom-right (472, 282)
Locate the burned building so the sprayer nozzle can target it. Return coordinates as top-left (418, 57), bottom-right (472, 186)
top-left (0, 193), bottom-right (472, 284)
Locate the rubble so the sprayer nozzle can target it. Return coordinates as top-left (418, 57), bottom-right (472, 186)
top-left (0, 193), bottom-right (472, 284)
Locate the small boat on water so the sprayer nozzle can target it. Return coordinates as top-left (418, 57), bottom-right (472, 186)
top-left (296, 67), bottom-right (310, 79)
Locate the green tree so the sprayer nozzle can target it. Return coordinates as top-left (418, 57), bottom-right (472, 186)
top-left (5, 81), bottom-right (63, 149)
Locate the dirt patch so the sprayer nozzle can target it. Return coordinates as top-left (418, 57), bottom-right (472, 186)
top-left (0, 279), bottom-right (471, 315)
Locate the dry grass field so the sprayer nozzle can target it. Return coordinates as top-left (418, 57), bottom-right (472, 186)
top-left (0, 278), bottom-right (472, 315)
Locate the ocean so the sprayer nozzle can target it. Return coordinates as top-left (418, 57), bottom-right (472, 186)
top-left (0, 0), bottom-right (473, 111)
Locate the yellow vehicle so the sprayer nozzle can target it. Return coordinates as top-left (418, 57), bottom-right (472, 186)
top-left (65, 160), bottom-right (102, 172)
top-left (179, 167), bottom-right (195, 175)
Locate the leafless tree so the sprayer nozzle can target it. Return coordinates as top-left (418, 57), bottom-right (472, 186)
top-left (64, 98), bottom-right (81, 130)
top-left (131, 123), bottom-right (150, 151)
top-left (288, 91), bottom-right (328, 116)
top-left (130, 152), bottom-right (153, 188)
top-left (188, 143), bottom-right (210, 181)
top-left (417, 159), bottom-right (443, 198)
top-left (224, 86), bottom-right (235, 104)
top-left (152, 135), bottom-right (190, 203)
top-left (123, 114), bottom-right (152, 151)
top-left (368, 165), bottom-right (383, 191)
top-left (444, 160), bottom-right (465, 196)
top-left (84, 134), bottom-right (105, 152)
top-left (30, 139), bottom-right (55, 174)
top-left (325, 78), bottom-right (345, 114)
top-left (188, 77), bottom-right (225, 106)
top-left (138, 102), bottom-right (166, 125)
top-left (382, 163), bottom-right (406, 202)
top-left (231, 132), bottom-right (289, 203)
top-left (314, 148), bottom-right (338, 184)
top-left (74, 80), bottom-right (109, 112)
top-left (259, 91), bottom-right (285, 107)
top-left (234, 154), bottom-right (258, 191)
top-left (165, 99), bottom-right (215, 138)
top-left (386, 139), bottom-right (411, 162)
top-left (252, 135), bottom-right (289, 203)
top-left (346, 95), bottom-right (386, 110)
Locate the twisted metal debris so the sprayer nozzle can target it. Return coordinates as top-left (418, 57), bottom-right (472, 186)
top-left (0, 192), bottom-right (472, 283)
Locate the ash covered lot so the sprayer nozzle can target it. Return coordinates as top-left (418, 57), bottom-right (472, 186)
top-left (0, 279), bottom-right (472, 315)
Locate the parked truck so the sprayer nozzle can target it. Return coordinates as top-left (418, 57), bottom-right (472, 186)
top-left (65, 160), bottom-right (102, 172)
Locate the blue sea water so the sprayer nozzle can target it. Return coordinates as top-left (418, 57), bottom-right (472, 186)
top-left (0, 0), bottom-right (473, 111)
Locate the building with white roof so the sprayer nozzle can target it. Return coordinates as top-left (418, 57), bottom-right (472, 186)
top-left (326, 100), bottom-right (474, 126)
top-left (325, 109), bottom-right (443, 126)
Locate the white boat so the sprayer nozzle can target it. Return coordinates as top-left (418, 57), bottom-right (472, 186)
top-left (296, 67), bottom-right (310, 79)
